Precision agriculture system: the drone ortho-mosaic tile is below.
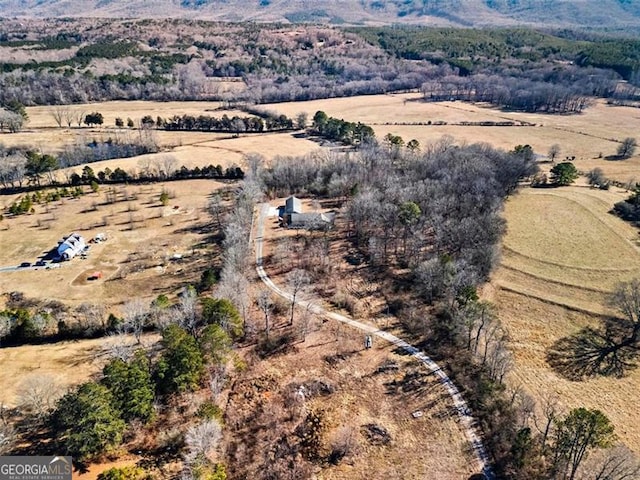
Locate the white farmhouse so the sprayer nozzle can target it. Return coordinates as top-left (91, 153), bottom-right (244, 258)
top-left (57, 233), bottom-right (86, 261)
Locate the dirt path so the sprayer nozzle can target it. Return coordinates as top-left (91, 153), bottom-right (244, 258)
top-left (254, 203), bottom-right (494, 479)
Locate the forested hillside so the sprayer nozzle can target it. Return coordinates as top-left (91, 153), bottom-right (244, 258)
top-left (1, 18), bottom-right (639, 112)
top-left (0, 0), bottom-right (640, 29)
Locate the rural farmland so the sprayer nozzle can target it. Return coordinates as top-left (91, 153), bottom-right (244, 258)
top-left (2, 92), bottom-right (640, 477)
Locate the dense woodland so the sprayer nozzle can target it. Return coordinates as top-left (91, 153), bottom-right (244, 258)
top-left (0, 19), bottom-right (639, 112)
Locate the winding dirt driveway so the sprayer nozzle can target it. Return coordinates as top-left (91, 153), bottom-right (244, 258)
top-left (254, 203), bottom-right (494, 479)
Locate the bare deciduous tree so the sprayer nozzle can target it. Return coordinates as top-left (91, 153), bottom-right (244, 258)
top-left (548, 143), bottom-right (561, 163)
top-left (287, 268), bottom-right (310, 326)
top-left (76, 302), bottom-right (106, 335)
top-left (184, 419), bottom-right (223, 465)
top-left (208, 194), bottom-right (224, 229)
top-left (577, 445), bottom-right (640, 480)
top-left (121, 299), bottom-right (149, 344)
top-left (617, 137), bottom-right (637, 159)
top-left (533, 393), bottom-right (562, 449)
top-left (0, 314), bottom-right (12, 345)
top-left (0, 405), bottom-right (15, 455)
top-left (257, 289), bottom-right (273, 340)
top-left (105, 332), bottom-right (135, 361)
top-left (160, 154), bottom-right (178, 179)
top-left (17, 374), bottom-right (64, 419)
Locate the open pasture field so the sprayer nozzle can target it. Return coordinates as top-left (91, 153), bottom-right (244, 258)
top-left (24, 100), bottom-right (242, 129)
top-left (266, 93), bottom-right (640, 182)
top-left (0, 179), bottom-right (227, 309)
top-left (56, 132), bottom-right (320, 180)
top-left (0, 101), bottom-right (323, 176)
top-left (495, 289), bottom-right (640, 454)
top-left (489, 184), bottom-right (640, 453)
top-left (0, 333), bottom-right (157, 408)
top-left (499, 186), bottom-right (640, 296)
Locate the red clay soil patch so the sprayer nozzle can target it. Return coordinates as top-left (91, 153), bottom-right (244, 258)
top-left (71, 265), bottom-right (119, 286)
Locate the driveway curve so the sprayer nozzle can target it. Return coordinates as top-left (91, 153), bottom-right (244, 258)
top-left (255, 203), bottom-right (494, 479)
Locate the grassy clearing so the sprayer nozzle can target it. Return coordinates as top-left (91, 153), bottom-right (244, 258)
top-left (491, 184), bottom-right (640, 454)
top-left (496, 289), bottom-right (640, 454)
top-left (498, 186), bottom-right (640, 294)
top-left (265, 94), bottom-right (640, 181)
top-left (0, 334), bottom-right (158, 408)
top-left (0, 179), bottom-right (226, 309)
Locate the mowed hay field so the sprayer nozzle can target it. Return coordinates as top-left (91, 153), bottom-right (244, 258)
top-left (490, 184), bottom-right (640, 453)
top-left (1, 100), bottom-right (322, 176)
top-left (265, 93), bottom-right (640, 182)
top-left (0, 179), bottom-right (227, 308)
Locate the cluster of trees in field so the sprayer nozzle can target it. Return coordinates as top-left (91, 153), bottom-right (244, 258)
top-left (614, 183), bottom-right (640, 222)
top-left (311, 111), bottom-right (376, 145)
top-left (0, 287), bottom-right (241, 346)
top-left (421, 73), bottom-right (596, 113)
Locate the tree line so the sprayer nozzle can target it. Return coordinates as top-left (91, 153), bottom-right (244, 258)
top-left (162, 112), bottom-right (294, 133)
top-left (3, 19), bottom-right (637, 110)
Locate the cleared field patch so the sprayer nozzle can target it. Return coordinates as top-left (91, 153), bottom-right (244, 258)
top-left (226, 299), bottom-right (477, 480)
top-left (24, 101), bottom-right (243, 129)
top-left (0, 334), bottom-right (157, 408)
top-left (265, 94), bottom-right (640, 181)
top-left (504, 189), bottom-right (640, 270)
top-left (0, 179), bottom-right (227, 308)
top-left (496, 289), bottom-right (640, 454)
top-left (498, 186), bottom-right (640, 296)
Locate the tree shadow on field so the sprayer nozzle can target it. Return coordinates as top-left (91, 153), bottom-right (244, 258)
top-left (546, 318), bottom-right (639, 381)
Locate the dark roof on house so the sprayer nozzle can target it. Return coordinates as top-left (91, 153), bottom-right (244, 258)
top-left (285, 196), bottom-right (303, 214)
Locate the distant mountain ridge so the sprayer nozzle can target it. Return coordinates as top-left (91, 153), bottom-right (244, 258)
top-left (1, 0), bottom-right (640, 28)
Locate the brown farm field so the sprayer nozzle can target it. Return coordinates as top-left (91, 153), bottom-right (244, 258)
top-left (265, 93), bottom-right (640, 182)
top-left (2, 100), bottom-right (322, 179)
top-left (0, 179), bottom-right (228, 308)
top-left (490, 184), bottom-right (640, 454)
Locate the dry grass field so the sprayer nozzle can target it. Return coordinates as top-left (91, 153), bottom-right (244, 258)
top-left (265, 93), bottom-right (640, 182)
top-left (489, 185), bottom-right (640, 454)
top-left (1, 100), bottom-right (321, 177)
top-left (0, 179), bottom-right (227, 308)
top-left (0, 333), bottom-right (157, 408)
top-left (495, 289), bottom-right (640, 454)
